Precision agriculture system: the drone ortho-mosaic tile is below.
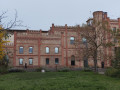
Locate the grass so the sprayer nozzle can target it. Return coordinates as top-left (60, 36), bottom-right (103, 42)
top-left (0, 71), bottom-right (120, 90)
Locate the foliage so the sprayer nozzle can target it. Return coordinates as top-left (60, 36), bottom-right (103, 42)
top-left (0, 28), bottom-right (9, 60)
top-left (83, 67), bottom-right (92, 72)
top-left (74, 20), bottom-right (113, 72)
top-left (58, 67), bottom-right (70, 72)
top-left (8, 68), bottom-right (25, 73)
top-left (0, 71), bottom-right (120, 90)
top-left (36, 67), bottom-right (42, 72)
top-left (112, 47), bottom-right (120, 69)
top-left (105, 68), bottom-right (120, 78)
top-left (0, 66), bottom-right (8, 74)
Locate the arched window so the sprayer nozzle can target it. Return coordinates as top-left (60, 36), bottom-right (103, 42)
top-left (71, 55), bottom-right (75, 66)
top-left (70, 37), bottom-right (75, 44)
top-left (55, 47), bottom-right (59, 53)
top-left (46, 47), bottom-right (49, 53)
top-left (19, 58), bottom-right (23, 65)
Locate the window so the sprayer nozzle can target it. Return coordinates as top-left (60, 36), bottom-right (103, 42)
top-left (82, 38), bottom-right (87, 43)
top-left (29, 58), bottom-right (33, 65)
top-left (55, 47), bottom-right (59, 53)
top-left (70, 37), bottom-right (75, 44)
top-left (46, 58), bottom-right (49, 65)
top-left (46, 47), bottom-right (49, 53)
top-left (19, 47), bottom-right (23, 54)
top-left (113, 27), bottom-right (116, 31)
top-left (19, 58), bottom-right (23, 65)
top-left (55, 58), bottom-right (59, 64)
top-left (113, 27), bottom-right (116, 33)
top-left (71, 55), bottom-right (75, 66)
top-left (29, 47), bottom-right (33, 53)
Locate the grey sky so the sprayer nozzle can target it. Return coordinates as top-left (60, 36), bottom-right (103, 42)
top-left (1, 0), bottom-right (120, 30)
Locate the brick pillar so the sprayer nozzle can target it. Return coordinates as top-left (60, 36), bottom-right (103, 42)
top-left (103, 12), bottom-right (107, 20)
top-left (65, 24), bottom-right (68, 66)
top-left (118, 18), bottom-right (120, 29)
top-left (38, 31), bottom-right (41, 67)
top-left (13, 31), bottom-right (17, 66)
top-left (52, 23), bottom-right (54, 34)
top-left (61, 32), bottom-right (64, 66)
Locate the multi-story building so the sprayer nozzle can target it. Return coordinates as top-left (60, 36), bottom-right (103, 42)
top-left (5, 11), bottom-right (120, 69)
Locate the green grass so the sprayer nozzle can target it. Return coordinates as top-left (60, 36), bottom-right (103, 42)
top-left (0, 71), bottom-right (120, 90)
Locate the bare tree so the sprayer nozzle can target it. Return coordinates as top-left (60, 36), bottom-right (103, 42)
top-left (74, 21), bottom-right (113, 72)
top-left (0, 10), bottom-right (25, 30)
top-left (0, 10), bottom-right (25, 66)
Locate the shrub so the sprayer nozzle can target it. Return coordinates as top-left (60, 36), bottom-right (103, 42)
top-left (105, 68), bottom-right (120, 78)
top-left (8, 68), bottom-right (25, 73)
top-left (58, 67), bottom-right (70, 72)
top-left (84, 67), bottom-right (92, 72)
top-left (0, 66), bottom-right (8, 74)
top-left (36, 67), bottom-right (42, 72)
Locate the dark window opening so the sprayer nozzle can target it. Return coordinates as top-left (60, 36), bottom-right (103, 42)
top-left (46, 58), bottom-right (49, 65)
top-left (55, 58), bottom-right (59, 64)
top-left (71, 55), bottom-right (75, 66)
top-left (71, 61), bottom-right (75, 66)
top-left (101, 62), bottom-right (104, 68)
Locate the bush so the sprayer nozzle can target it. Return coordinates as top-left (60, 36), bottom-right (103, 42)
top-left (105, 68), bottom-right (120, 78)
top-left (83, 68), bottom-right (92, 72)
top-left (0, 66), bottom-right (8, 74)
top-left (58, 68), bottom-right (70, 72)
top-left (8, 68), bottom-right (25, 73)
top-left (36, 67), bottom-right (42, 72)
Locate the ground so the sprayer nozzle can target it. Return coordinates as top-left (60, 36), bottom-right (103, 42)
top-left (0, 71), bottom-right (120, 90)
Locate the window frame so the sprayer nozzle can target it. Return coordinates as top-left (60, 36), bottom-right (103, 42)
top-left (46, 58), bottom-right (49, 65)
top-left (70, 37), bottom-right (75, 44)
top-left (55, 47), bottom-right (59, 54)
top-left (29, 58), bottom-right (33, 65)
top-left (29, 47), bottom-right (33, 54)
top-left (46, 47), bottom-right (49, 54)
top-left (19, 46), bottom-right (23, 54)
top-left (55, 58), bottom-right (59, 64)
top-left (19, 58), bottom-right (23, 65)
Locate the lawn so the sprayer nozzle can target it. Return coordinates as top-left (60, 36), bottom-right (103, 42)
top-left (0, 71), bottom-right (120, 90)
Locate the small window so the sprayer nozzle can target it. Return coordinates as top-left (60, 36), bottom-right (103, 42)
top-left (29, 58), bottom-right (33, 65)
top-left (19, 58), bottom-right (23, 65)
top-left (55, 47), bottom-right (59, 53)
top-left (46, 58), bottom-right (49, 65)
top-left (71, 55), bottom-right (75, 66)
top-left (19, 47), bottom-right (23, 54)
top-left (29, 47), bottom-right (33, 53)
top-left (113, 27), bottom-right (116, 33)
top-left (46, 47), bottom-right (49, 53)
top-left (70, 37), bottom-right (75, 44)
top-left (82, 38), bottom-right (87, 43)
top-left (55, 58), bottom-right (59, 64)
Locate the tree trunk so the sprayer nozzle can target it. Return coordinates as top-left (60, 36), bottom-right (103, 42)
top-left (94, 50), bottom-right (98, 72)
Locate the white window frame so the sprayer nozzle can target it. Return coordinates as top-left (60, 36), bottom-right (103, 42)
top-left (46, 47), bottom-right (49, 53)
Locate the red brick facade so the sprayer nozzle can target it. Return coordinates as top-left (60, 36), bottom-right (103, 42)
top-left (5, 11), bottom-right (119, 69)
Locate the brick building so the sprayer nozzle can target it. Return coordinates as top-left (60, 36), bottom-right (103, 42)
top-left (5, 11), bottom-right (120, 69)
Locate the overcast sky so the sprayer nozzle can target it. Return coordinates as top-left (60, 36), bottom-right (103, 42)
top-left (0, 0), bottom-right (120, 30)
